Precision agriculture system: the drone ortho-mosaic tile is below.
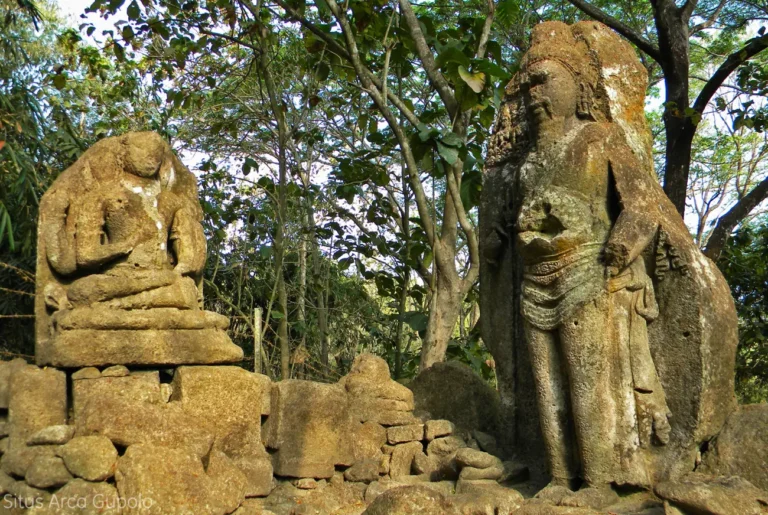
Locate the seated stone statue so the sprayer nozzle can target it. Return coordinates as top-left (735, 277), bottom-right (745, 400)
top-left (35, 132), bottom-right (243, 367)
top-left (480, 21), bottom-right (738, 509)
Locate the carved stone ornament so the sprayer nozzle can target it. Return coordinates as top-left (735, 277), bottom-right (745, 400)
top-left (480, 21), bottom-right (738, 506)
top-left (35, 132), bottom-right (243, 367)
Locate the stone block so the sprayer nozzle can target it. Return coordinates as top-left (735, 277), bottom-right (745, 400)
top-left (363, 484), bottom-right (458, 515)
top-left (353, 421), bottom-right (387, 461)
top-left (387, 424), bottom-right (424, 444)
top-left (388, 441), bottom-right (423, 479)
top-left (263, 380), bottom-right (354, 479)
top-left (2, 365), bottom-right (66, 477)
top-left (115, 443), bottom-right (246, 515)
top-left (73, 372), bottom-right (213, 458)
top-left (0, 359), bottom-right (25, 409)
top-left (425, 420), bottom-right (455, 441)
top-left (34, 479), bottom-right (121, 515)
top-left (39, 328), bottom-right (243, 368)
top-left (171, 366), bottom-right (273, 496)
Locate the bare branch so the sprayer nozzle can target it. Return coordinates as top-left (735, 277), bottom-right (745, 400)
top-left (704, 176), bottom-right (768, 260)
top-left (692, 34), bottom-right (768, 116)
top-left (691, 0), bottom-right (727, 34)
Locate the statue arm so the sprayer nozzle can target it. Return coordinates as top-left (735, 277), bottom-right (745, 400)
top-left (170, 206), bottom-right (206, 276)
top-left (604, 159), bottom-right (659, 274)
top-left (75, 194), bottom-right (133, 269)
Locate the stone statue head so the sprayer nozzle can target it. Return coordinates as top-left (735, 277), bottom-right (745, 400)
top-left (122, 132), bottom-right (168, 179)
top-left (487, 22), bottom-right (652, 170)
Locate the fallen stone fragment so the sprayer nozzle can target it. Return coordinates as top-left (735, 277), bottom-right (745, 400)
top-left (101, 365), bottom-right (129, 377)
top-left (454, 447), bottom-right (501, 470)
top-left (25, 455), bottom-right (72, 489)
top-left (388, 441), bottom-right (423, 479)
top-left (450, 481), bottom-right (524, 515)
top-left (654, 474), bottom-right (768, 515)
top-left (71, 367), bottom-right (101, 380)
top-left (387, 424), bottom-right (424, 444)
top-left (426, 436), bottom-right (466, 460)
top-left (344, 459), bottom-right (380, 483)
top-left (293, 478), bottom-right (320, 490)
top-left (499, 459), bottom-right (529, 483)
top-left (207, 450), bottom-right (249, 514)
top-left (363, 484), bottom-right (459, 515)
top-left (58, 435), bottom-right (117, 482)
top-left (459, 463), bottom-right (504, 481)
top-left (27, 425), bottom-right (75, 446)
top-left (0, 359), bottom-right (26, 409)
top-left (425, 420), bottom-right (455, 441)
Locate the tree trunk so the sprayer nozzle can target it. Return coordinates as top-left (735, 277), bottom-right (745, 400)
top-left (419, 267), bottom-right (462, 370)
top-left (654, 0), bottom-right (693, 215)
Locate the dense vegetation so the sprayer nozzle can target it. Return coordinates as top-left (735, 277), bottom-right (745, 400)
top-left (1, 0), bottom-right (767, 401)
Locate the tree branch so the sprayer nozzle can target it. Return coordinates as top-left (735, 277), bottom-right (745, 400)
top-left (397, 0), bottom-right (459, 118)
top-left (692, 34), bottom-right (768, 116)
top-left (704, 175), bottom-right (768, 260)
top-left (444, 163), bottom-right (480, 291)
top-left (565, 0), bottom-right (662, 62)
top-left (690, 0), bottom-right (727, 34)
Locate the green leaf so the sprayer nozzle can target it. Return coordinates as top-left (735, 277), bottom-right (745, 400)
top-left (436, 141), bottom-right (459, 164)
top-left (440, 131), bottom-right (463, 148)
top-left (243, 157), bottom-right (258, 175)
top-left (435, 46), bottom-right (470, 69)
top-left (113, 42), bottom-right (126, 62)
top-left (458, 66), bottom-right (486, 93)
top-left (53, 74), bottom-right (67, 90)
top-left (122, 25), bottom-right (134, 42)
top-left (126, 0), bottom-right (140, 20)
top-left (404, 311), bottom-right (428, 332)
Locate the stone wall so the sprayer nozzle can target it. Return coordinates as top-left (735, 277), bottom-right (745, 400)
top-left (0, 354), bottom-right (519, 515)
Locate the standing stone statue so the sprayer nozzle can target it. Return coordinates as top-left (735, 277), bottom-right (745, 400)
top-left (35, 132), bottom-right (243, 367)
top-left (480, 21), bottom-right (738, 508)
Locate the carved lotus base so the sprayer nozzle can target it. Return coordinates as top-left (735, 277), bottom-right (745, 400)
top-left (36, 322), bottom-right (243, 368)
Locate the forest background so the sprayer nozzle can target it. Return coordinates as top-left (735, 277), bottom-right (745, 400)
top-left (2, 0), bottom-right (768, 403)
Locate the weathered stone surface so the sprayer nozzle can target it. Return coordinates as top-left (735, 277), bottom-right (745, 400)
top-left (480, 20), bottom-right (738, 487)
top-left (344, 459), bottom-right (380, 483)
top-left (471, 430), bottom-right (498, 456)
top-left (458, 465), bottom-right (504, 481)
top-left (35, 131), bottom-right (242, 367)
top-left (263, 380), bottom-right (354, 479)
top-left (362, 485), bottom-right (458, 515)
top-left (293, 478), bottom-right (321, 490)
top-left (0, 470), bottom-right (50, 509)
top-left (425, 420), bottom-right (455, 441)
top-left (410, 362), bottom-right (499, 437)
top-left (73, 372), bottom-right (213, 458)
top-left (171, 366), bottom-right (273, 496)
top-left (454, 448), bottom-right (501, 470)
top-left (451, 480), bottom-right (524, 515)
top-left (387, 424), bottom-right (424, 444)
top-left (115, 443), bottom-right (246, 515)
top-left (341, 354), bottom-right (415, 426)
top-left (388, 441), bottom-right (423, 479)
top-left (2, 365), bottom-right (67, 477)
top-left (654, 474), bottom-right (768, 515)
top-left (427, 436), bottom-right (466, 460)
top-left (0, 359), bottom-right (25, 409)
top-left (353, 421), bottom-right (387, 461)
top-left (25, 455), bottom-right (72, 489)
top-left (30, 479), bottom-right (121, 515)
top-left (515, 504), bottom-right (599, 515)
top-left (700, 404), bottom-right (768, 490)
top-left (27, 425), bottom-right (74, 446)
top-left (58, 435), bottom-right (117, 481)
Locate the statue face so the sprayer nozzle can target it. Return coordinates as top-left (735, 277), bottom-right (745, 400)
top-left (523, 60), bottom-right (578, 125)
